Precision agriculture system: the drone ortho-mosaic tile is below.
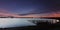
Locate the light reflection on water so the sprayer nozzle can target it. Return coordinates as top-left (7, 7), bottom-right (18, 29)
top-left (0, 18), bottom-right (58, 28)
top-left (0, 18), bottom-right (36, 28)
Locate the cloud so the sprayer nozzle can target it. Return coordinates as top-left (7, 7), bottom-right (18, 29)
top-left (0, 8), bottom-right (60, 18)
top-left (18, 11), bottom-right (60, 17)
top-left (0, 9), bottom-right (21, 17)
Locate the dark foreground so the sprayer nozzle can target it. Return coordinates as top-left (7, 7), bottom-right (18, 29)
top-left (0, 22), bottom-right (60, 30)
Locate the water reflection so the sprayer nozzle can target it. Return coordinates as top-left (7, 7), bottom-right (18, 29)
top-left (0, 18), bottom-right (59, 28)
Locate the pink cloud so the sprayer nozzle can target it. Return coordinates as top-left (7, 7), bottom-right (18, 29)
top-left (0, 9), bottom-right (60, 18)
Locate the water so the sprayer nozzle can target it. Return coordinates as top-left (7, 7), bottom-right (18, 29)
top-left (0, 18), bottom-right (36, 28)
top-left (0, 18), bottom-right (57, 28)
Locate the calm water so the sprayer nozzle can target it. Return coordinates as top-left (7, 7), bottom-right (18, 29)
top-left (0, 18), bottom-right (56, 28)
top-left (0, 18), bottom-right (36, 28)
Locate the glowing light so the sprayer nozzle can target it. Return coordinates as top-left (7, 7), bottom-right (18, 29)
top-left (56, 20), bottom-right (59, 22)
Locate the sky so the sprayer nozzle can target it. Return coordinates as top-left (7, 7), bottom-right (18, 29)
top-left (0, 0), bottom-right (60, 17)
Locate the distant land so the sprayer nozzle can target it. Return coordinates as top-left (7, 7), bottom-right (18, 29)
top-left (0, 16), bottom-right (60, 19)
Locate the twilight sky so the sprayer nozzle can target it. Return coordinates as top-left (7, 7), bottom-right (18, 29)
top-left (0, 0), bottom-right (60, 17)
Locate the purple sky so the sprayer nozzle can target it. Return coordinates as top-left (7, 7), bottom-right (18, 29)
top-left (0, 0), bottom-right (60, 17)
